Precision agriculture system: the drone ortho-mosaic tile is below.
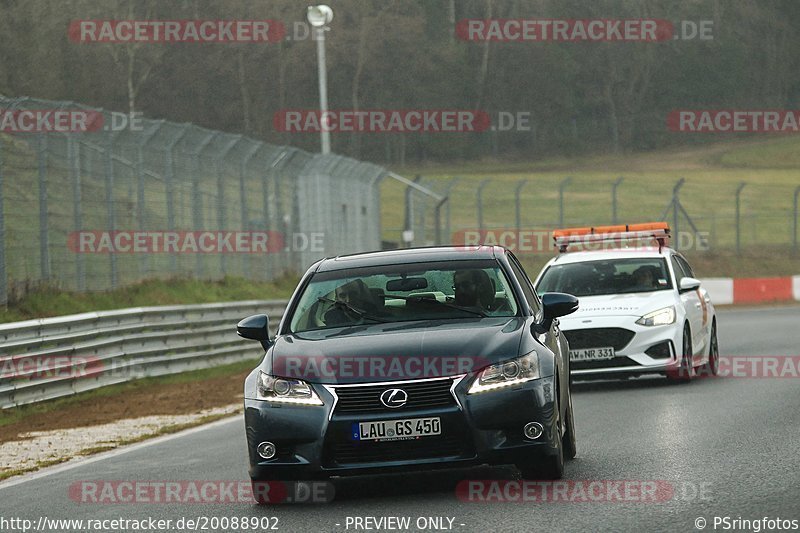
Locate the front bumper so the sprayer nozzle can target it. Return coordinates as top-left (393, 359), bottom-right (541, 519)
top-left (245, 375), bottom-right (559, 479)
top-left (564, 319), bottom-right (683, 378)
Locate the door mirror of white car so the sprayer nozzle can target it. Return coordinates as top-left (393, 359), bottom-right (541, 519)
top-left (679, 277), bottom-right (701, 293)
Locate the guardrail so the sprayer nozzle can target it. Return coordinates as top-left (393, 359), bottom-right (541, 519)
top-left (0, 300), bottom-right (287, 409)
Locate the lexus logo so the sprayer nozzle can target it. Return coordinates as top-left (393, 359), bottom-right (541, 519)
top-left (380, 388), bottom-right (408, 408)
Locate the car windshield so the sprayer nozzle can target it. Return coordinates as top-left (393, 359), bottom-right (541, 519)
top-left (289, 260), bottom-right (518, 332)
top-left (536, 258), bottom-right (672, 297)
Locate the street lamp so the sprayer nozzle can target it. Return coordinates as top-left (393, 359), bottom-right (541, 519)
top-left (307, 5), bottom-right (333, 155)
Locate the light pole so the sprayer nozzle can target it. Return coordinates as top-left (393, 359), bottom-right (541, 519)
top-left (307, 5), bottom-right (333, 154)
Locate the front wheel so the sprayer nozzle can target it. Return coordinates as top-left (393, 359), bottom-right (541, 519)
top-left (668, 324), bottom-right (693, 382)
top-left (562, 392), bottom-right (577, 460)
top-left (697, 320), bottom-right (719, 376)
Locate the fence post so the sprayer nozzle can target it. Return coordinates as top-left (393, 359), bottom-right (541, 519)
top-left (477, 178), bottom-right (492, 231)
top-left (37, 134), bottom-right (50, 281)
top-left (69, 137), bottom-right (85, 291)
top-left (241, 142), bottom-right (262, 279)
top-left (0, 138), bottom-right (6, 307)
top-left (735, 182), bottom-right (746, 254)
top-left (104, 132), bottom-right (119, 288)
top-left (793, 185), bottom-right (800, 254)
top-left (137, 122), bottom-right (163, 278)
top-left (190, 132), bottom-right (217, 278)
top-left (164, 126), bottom-right (190, 273)
top-left (216, 136), bottom-right (242, 275)
top-left (403, 176), bottom-right (421, 247)
top-left (515, 178), bottom-right (529, 232)
top-left (671, 178), bottom-right (685, 245)
top-left (558, 177), bottom-right (572, 228)
top-left (443, 177), bottom-right (459, 244)
top-left (611, 176), bottom-right (624, 224)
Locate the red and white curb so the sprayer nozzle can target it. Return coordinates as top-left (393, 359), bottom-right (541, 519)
top-left (701, 276), bottom-right (800, 305)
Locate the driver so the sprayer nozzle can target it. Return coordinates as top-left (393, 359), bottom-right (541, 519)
top-left (324, 279), bottom-right (377, 326)
top-left (631, 266), bottom-right (656, 291)
top-left (453, 269), bottom-right (495, 312)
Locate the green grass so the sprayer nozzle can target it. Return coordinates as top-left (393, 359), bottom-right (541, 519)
top-left (0, 275), bottom-right (298, 323)
top-left (0, 359), bottom-right (253, 429)
top-left (383, 137), bottom-right (800, 276)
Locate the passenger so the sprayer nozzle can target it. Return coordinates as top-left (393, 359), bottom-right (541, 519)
top-left (453, 269), bottom-right (495, 312)
top-left (631, 266), bottom-right (656, 291)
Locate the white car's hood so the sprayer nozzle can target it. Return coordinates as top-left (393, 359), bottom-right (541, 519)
top-left (563, 291), bottom-right (676, 320)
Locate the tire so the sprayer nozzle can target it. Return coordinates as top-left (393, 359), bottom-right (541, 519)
top-left (697, 320), bottom-right (719, 377)
top-left (668, 324), bottom-right (693, 382)
top-left (562, 391), bottom-right (577, 460)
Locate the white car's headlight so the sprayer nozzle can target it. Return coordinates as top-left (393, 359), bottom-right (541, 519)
top-left (468, 351), bottom-right (540, 394)
top-left (256, 371), bottom-right (323, 405)
top-left (636, 306), bottom-right (676, 327)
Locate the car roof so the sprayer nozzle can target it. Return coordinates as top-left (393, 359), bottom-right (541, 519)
top-left (315, 245), bottom-right (502, 272)
top-left (545, 247), bottom-right (675, 266)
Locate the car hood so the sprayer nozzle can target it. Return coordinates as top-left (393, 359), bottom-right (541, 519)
top-left (268, 318), bottom-right (526, 384)
top-left (561, 291), bottom-right (676, 320)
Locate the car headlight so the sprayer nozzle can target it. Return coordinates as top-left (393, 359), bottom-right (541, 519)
top-left (256, 371), bottom-right (323, 405)
top-left (636, 306), bottom-right (676, 327)
top-left (468, 351), bottom-right (540, 394)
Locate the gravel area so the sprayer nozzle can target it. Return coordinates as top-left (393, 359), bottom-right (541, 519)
top-left (0, 403), bottom-right (241, 476)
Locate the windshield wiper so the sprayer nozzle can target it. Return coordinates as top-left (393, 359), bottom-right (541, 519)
top-left (384, 294), bottom-right (487, 317)
top-left (317, 297), bottom-right (390, 323)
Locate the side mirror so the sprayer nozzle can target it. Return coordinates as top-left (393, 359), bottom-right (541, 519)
top-left (679, 277), bottom-right (701, 293)
top-left (237, 314), bottom-right (272, 349)
top-left (542, 292), bottom-right (579, 320)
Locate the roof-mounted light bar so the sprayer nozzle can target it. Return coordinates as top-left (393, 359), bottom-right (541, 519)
top-left (553, 222), bottom-right (671, 253)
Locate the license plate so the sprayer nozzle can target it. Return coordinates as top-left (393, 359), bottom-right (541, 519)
top-left (353, 417), bottom-right (441, 441)
top-left (569, 347), bottom-right (615, 361)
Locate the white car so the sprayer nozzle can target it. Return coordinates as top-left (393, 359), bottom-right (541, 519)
top-left (533, 224), bottom-right (718, 381)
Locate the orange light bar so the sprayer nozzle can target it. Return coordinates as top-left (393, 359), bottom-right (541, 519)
top-left (553, 222), bottom-right (671, 252)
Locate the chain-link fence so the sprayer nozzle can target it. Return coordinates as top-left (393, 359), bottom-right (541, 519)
top-left (392, 174), bottom-right (800, 256)
top-left (0, 96), bottom-right (389, 305)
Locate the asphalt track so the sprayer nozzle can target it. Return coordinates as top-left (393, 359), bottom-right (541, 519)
top-left (1, 306), bottom-right (799, 533)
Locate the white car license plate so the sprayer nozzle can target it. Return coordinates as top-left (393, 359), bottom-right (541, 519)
top-left (354, 417), bottom-right (441, 441)
top-left (569, 347), bottom-right (615, 361)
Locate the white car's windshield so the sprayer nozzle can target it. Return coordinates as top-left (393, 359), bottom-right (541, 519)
top-left (537, 258), bottom-right (672, 297)
top-left (289, 260), bottom-right (519, 332)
